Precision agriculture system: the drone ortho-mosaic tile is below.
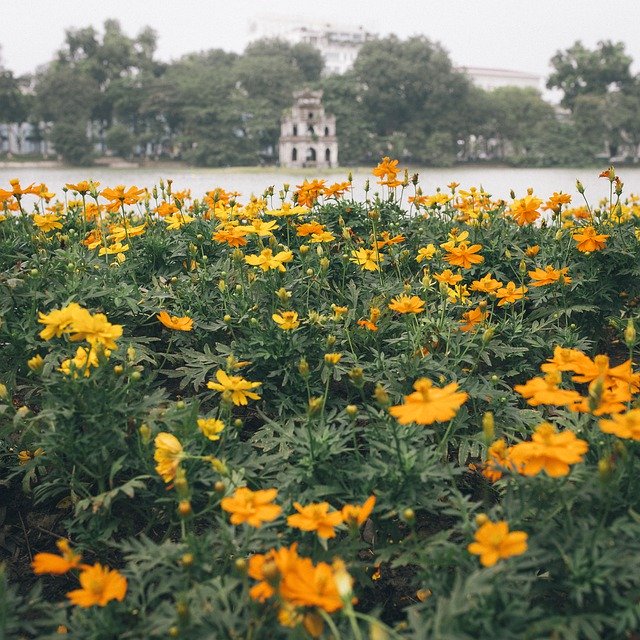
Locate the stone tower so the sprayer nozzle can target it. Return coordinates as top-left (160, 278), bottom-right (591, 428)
top-left (279, 89), bottom-right (338, 168)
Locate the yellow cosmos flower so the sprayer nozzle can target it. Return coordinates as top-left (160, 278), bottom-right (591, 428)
top-left (287, 502), bottom-right (344, 539)
top-left (573, 226), bottom-right (609, 252)
top-left (207, 369), bottom-right (261, 405)
top-left (154, 432), bottom-right (184, 483)
top-left (496, 282), bottom-right (528, 306)
top-left (197, 417), bottom-right (225, 441)
top-left (324, 353), bottom-right (342, 365)
top-left (350, 247), bottom-right (383, 271)
top-left (599, 409), bottom-right (640, 441)
top-left (389, 378), bottom-right (468, 425)
top-left (245, 248), bottom-right (293, 272)
top-left (33, 213), bottom-right (63, 233)
top-left (272, 311), bottom-right (300, 330)
top-left (32, 539), bottom-right (82, 575)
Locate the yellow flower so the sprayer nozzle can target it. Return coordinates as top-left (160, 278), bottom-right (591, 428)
top-left (389, 378), bottom-right (468, 425)
top-left (528, 266), bottom-right (570, 287)
top-left (416, 244), bottom-right (437, 262)
top-left (514, 370), bottom-right (582, 407)
top-left (221, 487), bottom-right (282, 527)
top-left (157, 311), bottom-right (193, 331)
top-left (27, 354), bottom-right (44, 372)
top-left (154, 432), bottom-right (184, 483)
top-left (388, 294), bottom-right (425, 314)
top-left (341, 495), bottom-right (376, 528)
top-left (245, 248), bottom-right (293, 272)
top-left (32, 213), bottom-right (63, 233)
top-left (272, 311), bottom-right (300, 330)
top-left (69, 312), bottom-right (123, 350)
top-left (509, 194), bottom-right (542, 225)
top-left (350, 247), bottom-right (383, 271)
top-left (38, 302), bottom-right (85, 341)
top-left (197, 417), bottom-right (225, 441)
top-left (59, 346), bottom-right (100, 378)
top-left (324, 352), bottom-right (342, 365)
top-left (67, 563), bottom-right (127, 607)
top-left (207, 369), bottom-right (261, 405)
top-left (467, 520), bottom-right (528, 567)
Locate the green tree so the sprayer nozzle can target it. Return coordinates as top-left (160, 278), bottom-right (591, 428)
top-left (547, 40), bottom-right (633, 110)
top-left (351, 36), bottom-right (472, 164)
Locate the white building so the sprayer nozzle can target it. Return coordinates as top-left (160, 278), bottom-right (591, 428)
top-left (249, 16), bottom-right (374, 75)
top-left (458, 66), bottom-right (543, 93)
top-left (279, 89), bottom-right (338, 168)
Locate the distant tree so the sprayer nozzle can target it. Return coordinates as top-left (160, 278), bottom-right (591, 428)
top-left (547, 40), bottom-right (633, 110)
top-left (0, 69), bottom-right (27, 123)
top-left (351, 36), bottom-right (472, 164)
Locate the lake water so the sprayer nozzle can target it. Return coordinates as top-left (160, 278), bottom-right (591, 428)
top-left (1, 164), bottom-right (639, 203)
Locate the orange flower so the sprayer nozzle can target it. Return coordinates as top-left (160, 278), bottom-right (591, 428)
top-left (443, 243), bottom-right (484, 269)
top-left (510, 422), bottom-right (588, 477)
top-left (433, 269), bottom-right (463, 286)
top-left (509, 195), bottom-right (542, 225)
top-left (157, 311), bottom-right (193, 331)
top-left (544, 192), bottom-right (572, 212)
top-left (221, 487), bottom-right (282, 527)
top-left (296, 221), bottom-right (325, 237)
top-left (459, 307), bottom-right (488, 332)
top-left (248, 543), bottom-right (303, 602)
top-left (514, 370), bottom-right (582, 407)
top-left (279, 557), bottom-right (344, 613)
top-left (295, 179), bottom-right (325, 207)
top-left (388, 294), bottom-right (425, 314)
top-left (573, 226), bottom-right (609, 252)
top-left (482, 439), bottom-right (513, 482)
top-left (372, 156), bottom-right (400, 183)
top-left (571, 382), bottom-right (631, 416)
top-left (599, 409), bottom-right (640, 441)
top-left (101, 185), bottom-right (145, 212)
top-left (287, 502), bottom-right (344, 539)
top-left (213, 225), bottom-right (249, 247)
top-left (67, 563), bottom-right (127, 607)
top-left (389, 378), bottom-right (468, 425)
top-left (528, 266), bottom-right (570, 287)
top-left (496, 281), bottom-right (528, 306)
top-left (341, 495), bottom-right (376, 528)
top-left (469, 273), bottom-right (502, 294)
top-left (32, 539), bottom-right (82, 575)
top-left (468, 520), bottom-right (528, 567)
top-left (376, 231), bottom-right (405, 248)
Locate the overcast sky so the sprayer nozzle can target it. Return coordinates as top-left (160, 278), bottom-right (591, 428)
top-left (2, 0), bottom-right (640, 79)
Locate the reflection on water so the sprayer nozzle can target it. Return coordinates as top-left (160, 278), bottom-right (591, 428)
top-left (1, 165), bottom-right (639, 203)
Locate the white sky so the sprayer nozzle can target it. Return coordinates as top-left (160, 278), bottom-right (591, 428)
top-left (2, 0), bottom-right (640, 80)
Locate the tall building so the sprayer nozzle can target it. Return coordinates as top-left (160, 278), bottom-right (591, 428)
top-left (249, 16), bottom-right (374, 75)
top-left (279, 89), bottom-right (338, 168)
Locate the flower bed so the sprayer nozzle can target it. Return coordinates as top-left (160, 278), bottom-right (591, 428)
top-left (2, 163), bottom-right (640, 638)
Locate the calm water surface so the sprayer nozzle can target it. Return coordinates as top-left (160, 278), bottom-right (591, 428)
top-left (2, 165), bottom-right (639, 203)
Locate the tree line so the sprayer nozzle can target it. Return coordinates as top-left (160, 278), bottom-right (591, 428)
top-left (0, 20), bottom-right (638, 166)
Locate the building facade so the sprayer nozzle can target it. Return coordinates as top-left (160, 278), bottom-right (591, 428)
top-left (249, 16), bottom-right (374, 75)
top-left (279, 89), bottom-right (338, 168)
top-left (457, 66), bottom-right (542, 92)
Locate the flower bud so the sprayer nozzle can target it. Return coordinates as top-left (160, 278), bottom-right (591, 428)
top-left (475, 513), bottom-right (489, 526)
top-left (178, 500), bottom-right (192, 517)
top-left (181, 553), bottom-right (194, 567)
top-left (298, 357), bottom-right (310, 377)
top-left (482, 412), bottom-right (495, 443)
top-left (308, 397), bottom-right (324, 415)
top-left (348, 367), bottom-right (364, 388)
top-left (624, 319), bottom-right (636, 346)
top-left (374, 383), bottom-right (390, 406)
top-left (346, 404), bottom-right (358, 417)
top-left (0, 384), bottom-right (8, 401)
top-left (402, 508), bottom-right (415, 524)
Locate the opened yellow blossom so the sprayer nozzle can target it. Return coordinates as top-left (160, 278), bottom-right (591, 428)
top-left (389, 378), bottom-right (468, 425)
top-left (197, 417), bottom-right (225, 441)
top-left (207, 369), bottom-right (261, 405)
top-left (573, 226), bottom-right (609, 252)
top-left (350, 247), bottom-right (383, 271)
top-left (272, 311), bottom-right (300, 330)
top-left (245, 248), bottom-right (293, 272)
top-left (496, 282), bottom-right (528, 306)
